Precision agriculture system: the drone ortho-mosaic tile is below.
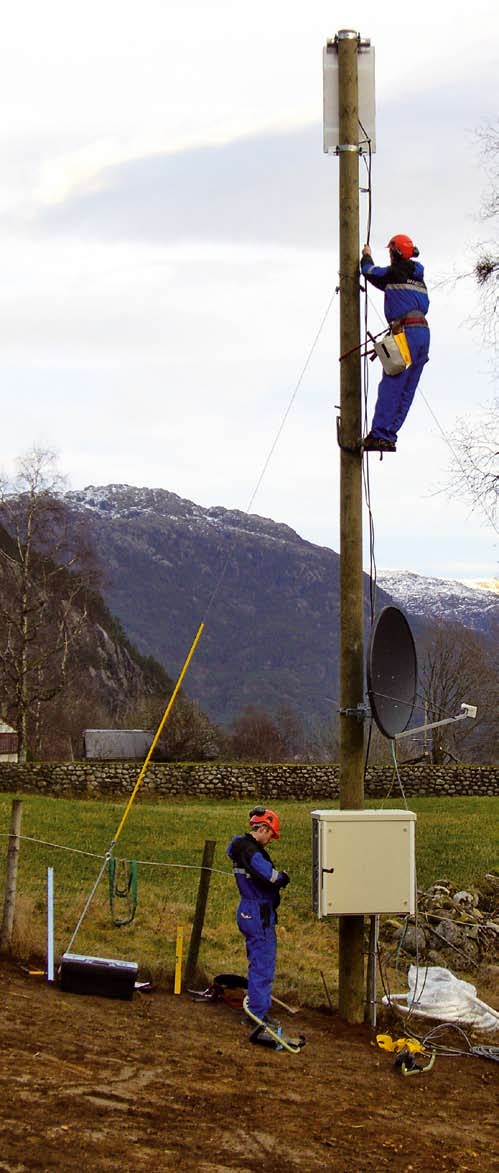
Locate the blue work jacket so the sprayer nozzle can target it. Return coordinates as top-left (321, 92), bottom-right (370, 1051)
top-left (361, 255), bottom-right (429, 324)
top-left (227, 833), bottom-right (285, 909)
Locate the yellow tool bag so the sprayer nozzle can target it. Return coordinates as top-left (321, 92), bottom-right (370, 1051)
top-left (374, 329), bottom-right (412, 375)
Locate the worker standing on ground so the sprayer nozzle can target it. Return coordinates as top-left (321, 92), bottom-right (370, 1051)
top-left (226, 807), bottom-right (289, 1042)
top-left (361, 234), bottom-right (430, 452)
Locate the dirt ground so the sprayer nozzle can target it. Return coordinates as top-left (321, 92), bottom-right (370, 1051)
top-left (0, 960), bottom-right (497, 1173)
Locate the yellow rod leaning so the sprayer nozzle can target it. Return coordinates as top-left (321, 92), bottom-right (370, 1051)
top-left (112, 621), bottom-right (205, 845)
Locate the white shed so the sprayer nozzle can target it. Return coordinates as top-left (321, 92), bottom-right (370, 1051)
top-left (83, 729), bottom-right (154, 761)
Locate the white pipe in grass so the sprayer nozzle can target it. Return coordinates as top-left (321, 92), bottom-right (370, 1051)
top-left (47, 867), bottom-right (54, 982)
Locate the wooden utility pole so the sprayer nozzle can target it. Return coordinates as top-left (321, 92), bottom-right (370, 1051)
top-left (0, 799), bottom-right (23, 954)
top-left (337, 29), bottom-right (365, 1023)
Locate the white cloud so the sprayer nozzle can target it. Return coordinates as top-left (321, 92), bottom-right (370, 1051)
top-left (0, 1), bottom-right (497, 580)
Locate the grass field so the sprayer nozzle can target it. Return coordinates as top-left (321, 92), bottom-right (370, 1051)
top-left (0, 792), bottom-right (496, 1006)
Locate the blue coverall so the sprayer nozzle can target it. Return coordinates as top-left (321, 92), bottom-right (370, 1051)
top-left (361, 253), bottom-right (430, 444)
top-left (226, 833), bottom-right (288, 1021)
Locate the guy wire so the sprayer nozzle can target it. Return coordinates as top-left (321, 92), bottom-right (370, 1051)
top-left (203, 284), bottom-right (340, 624)
top-left (416, 385), bottom-right (498, 534)
top-left (66, 854), bottom-right (110, 955)
top-left (65, 285), bottom-right (340, 948)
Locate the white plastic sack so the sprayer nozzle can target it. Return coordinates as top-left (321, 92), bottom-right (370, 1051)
top-left (384, 965), bottom-right (499, 1033)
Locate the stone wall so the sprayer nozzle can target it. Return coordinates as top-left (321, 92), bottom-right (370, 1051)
top-left (0, 761), bottom-right (497, 800)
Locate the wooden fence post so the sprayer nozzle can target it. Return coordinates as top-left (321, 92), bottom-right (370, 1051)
top-left (183, 839), bottom-right (216, 989)
top-left (0, 799), bottom-right (23, 954)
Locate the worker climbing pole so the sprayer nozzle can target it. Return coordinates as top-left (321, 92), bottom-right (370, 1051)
top-left (362, 234), bottom-right (431, 452)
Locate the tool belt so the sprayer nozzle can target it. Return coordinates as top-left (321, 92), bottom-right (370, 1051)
top-left (391, 313), bottom-right (428, 331)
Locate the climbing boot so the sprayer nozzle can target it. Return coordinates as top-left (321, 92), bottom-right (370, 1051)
top-left (362, 433), bottom-right (397, 452)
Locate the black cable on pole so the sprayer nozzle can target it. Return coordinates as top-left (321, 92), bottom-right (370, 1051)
top-left (359, 122), bottom-right (378, 781)
top-left (359, 121), bottom-right (372, 247)
top-left (359, 124), bottom-right (377, 625)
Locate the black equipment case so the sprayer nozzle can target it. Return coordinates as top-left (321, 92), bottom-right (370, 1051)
top-left (59, 952), bottom-right (138, 1000)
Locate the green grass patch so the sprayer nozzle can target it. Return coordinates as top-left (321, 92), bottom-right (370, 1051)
top-left (0, 793), bottom-right (496, 1006)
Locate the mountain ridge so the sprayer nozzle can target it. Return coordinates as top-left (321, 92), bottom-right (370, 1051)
top-left (64, 484), bottom-right (496, 727)
top-left (376, 569), bottom-right (498, 637)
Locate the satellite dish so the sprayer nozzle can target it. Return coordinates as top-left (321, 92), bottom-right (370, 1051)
top-left (367, 606), bottom-right (417, 738)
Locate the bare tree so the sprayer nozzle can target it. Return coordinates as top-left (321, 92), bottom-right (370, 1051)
top-left (419, 622), bottom-right (497, 763)
top-left (273, 704), bottom-right (307, 760)
top-left (231, 705), bottom-right (285, 762)
top-left (442, 124), bottom-right (498, 525)
top-left (445, 403), bottom-right (498, 527)
top-left (0, 448), bottom-right (99, 760)
top-left (473, 123), bottom-right (499, 357)
top-left (301, 713), bottom-right (339, 763)
top-left (34, 686), bottom-right (111, 761)
top-left (124, 692), bottom-right (226, 761)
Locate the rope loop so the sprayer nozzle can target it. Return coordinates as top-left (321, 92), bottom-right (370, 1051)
top-left (108, 858), bottom-right (138, 927)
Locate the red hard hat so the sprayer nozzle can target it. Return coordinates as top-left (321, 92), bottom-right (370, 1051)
top-left (387, 234), bottom-right (417, 259)
top-left (249, 807), bottom-right (280, 840)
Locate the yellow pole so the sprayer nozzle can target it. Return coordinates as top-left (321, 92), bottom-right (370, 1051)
top-left (112, 621), bottom-right (205, 845)
top-left (174, 926), bottom-right (184, 994)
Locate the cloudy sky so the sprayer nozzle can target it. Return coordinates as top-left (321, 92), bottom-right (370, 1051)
top-left (1, 0), bottom-right (498, 581)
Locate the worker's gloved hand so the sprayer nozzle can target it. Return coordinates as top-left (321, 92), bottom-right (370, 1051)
top-left (278, 870), bottom-right (290, 888)
top-left (362, 244), bottom-right (372, 258)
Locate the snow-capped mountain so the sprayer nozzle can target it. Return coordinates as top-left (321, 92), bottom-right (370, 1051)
top-left (377, 570), bottom-right (498, 637)
top-left (67, 483), bottom-right (301, 545)
top-left (62, 485), bottom-right (497, 726)
top-left (460, 578), bottom-right (499, 594)
top-left (64, 483), bottom-right (370, 724)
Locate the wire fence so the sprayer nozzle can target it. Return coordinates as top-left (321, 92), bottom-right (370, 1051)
top-left (0, 816), bottom-right (238, 985)
top-left (1, 792), bottom-right (495, 1008)
top-left (0, 792), bottom-right (347, 1006)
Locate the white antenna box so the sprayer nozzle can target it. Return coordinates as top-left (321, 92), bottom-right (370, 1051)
top-left (323, 40), bottom-right (376, 154)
